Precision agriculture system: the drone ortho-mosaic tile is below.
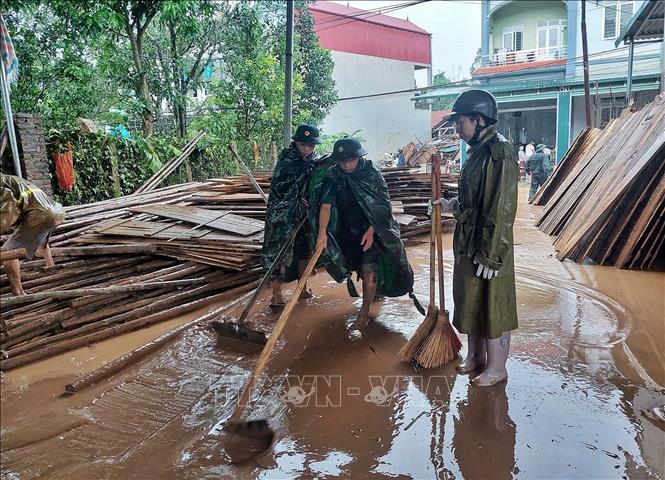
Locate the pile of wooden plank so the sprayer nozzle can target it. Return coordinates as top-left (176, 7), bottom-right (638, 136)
top-left (401, 135), bottom-right (461, 168)
top-left (382, 167), bottom-right (459, 238)
top-left (533, 93), bottom-right (665, 270)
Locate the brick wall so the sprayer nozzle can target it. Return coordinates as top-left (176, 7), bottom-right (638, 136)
top-left (13, 114), bottom-right (53, 197)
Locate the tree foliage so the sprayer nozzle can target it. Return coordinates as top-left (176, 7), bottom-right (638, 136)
top-left (431, 70), bottom-right (454, 111)
top-left (3, 0), bottom-right (337, 203)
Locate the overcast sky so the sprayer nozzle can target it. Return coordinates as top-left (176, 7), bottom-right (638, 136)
top-left (329, 0), bottom-right (482, 83)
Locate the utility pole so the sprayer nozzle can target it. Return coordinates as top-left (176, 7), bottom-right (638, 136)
top-left (283, 0), bottom-right (294, 148)
top-left (581, 0), bottom-right (592, 128)
top-left (661, 12), bottom-right (665, 93)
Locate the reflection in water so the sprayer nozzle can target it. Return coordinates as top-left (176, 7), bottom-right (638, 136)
top-left (453, 382), bottom-right (516, 480)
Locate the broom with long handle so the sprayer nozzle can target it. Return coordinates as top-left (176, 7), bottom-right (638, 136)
top-left (415, 153), bottom-right (462, 368)
top-left (223, 243), bottom-right (325, 463)
top-left (398, 158), bottom-right (439, 361)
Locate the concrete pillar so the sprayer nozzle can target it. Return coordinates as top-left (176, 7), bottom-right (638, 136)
top-left (481, 0), bottom-right (490, 59)
top-left (566, 1), bottom-right (579, 78)
top-left (555, 90), bottom-right (572, 164)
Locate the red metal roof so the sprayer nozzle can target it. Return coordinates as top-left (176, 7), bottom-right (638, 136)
top-left (472, 59), bottom-right (566, 76)
top-left (310, 1), bottom-right (432, 65)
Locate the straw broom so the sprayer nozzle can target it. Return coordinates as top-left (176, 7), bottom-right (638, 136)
top-left (398, 165), bottom-right (438, 361)
top-left (414, 153), bottom-right (461, 368)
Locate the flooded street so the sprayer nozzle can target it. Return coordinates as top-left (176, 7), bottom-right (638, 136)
top-left (1, 185), bottom-right (664, 479)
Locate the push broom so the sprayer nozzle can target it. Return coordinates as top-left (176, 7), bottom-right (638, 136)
top-left (398, 161), bottom-right (438, 361)
top-left (415, 152), bottom-right (461, 368)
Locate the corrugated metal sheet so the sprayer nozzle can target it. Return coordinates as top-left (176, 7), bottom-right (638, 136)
top-left (616, 0), bottom-right (665, 46)
top-left (416, 72), bottom-right (662, 100)
top-left (310, 1), bottom-right (431, 65)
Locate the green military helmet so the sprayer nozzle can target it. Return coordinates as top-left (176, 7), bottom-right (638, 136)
top-left (536, 143), bottom-right (545, 153)
top-left (292, 124), bottom-right (322, 145)
top-left (443, 89), bottom-right (498, 125)
top-left (331, 137), bottom-right (368, 161)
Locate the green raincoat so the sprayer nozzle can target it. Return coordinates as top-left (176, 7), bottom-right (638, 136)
top-left (261, 145), bottom-right (331, 281)
top-left (312, 158), bottom-right (419, 301)
top-left (452, 127), bottom-right (519, 339)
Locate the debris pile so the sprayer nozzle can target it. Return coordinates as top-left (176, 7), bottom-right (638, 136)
top-left (0, 178), bottom-right (269, 370)
top-left (383, 167), bottom-right (459, 238)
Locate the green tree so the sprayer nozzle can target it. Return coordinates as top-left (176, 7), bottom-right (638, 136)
top-left (293, 3), bottom-right (337, 124)
top-left (49, 0), bottom-right (164, 136)
top-left (258, 0), bottom-right (337, 126)
top-left (3, 6), bottom-right (116, 131)
top-left (431, 70), bottom-right (453, 111)
top-left (149, 0), bottom-right (220, 137)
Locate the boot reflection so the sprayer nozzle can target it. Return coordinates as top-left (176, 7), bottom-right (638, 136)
top-left (453, 382), bottom-right (517, 479)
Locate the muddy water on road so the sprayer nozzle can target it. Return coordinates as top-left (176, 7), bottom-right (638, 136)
top-left (2, 195), bottom-right (664, 479)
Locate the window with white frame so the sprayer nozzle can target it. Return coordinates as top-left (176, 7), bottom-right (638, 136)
top-left (603, 0), bottom-right (635, 39)
top-left (537, 19), bottom-right (566, 52)
top-left (503, 25), bottom-right (524, 51)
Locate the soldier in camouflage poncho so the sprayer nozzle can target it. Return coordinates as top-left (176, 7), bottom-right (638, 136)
top-left (262, 124), bottom-right (327, 307)
top-left (314, 138), bottom-right (420, 339)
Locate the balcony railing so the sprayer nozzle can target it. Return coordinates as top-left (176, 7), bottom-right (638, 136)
top-left (480, 46), bottom-right (567, 69)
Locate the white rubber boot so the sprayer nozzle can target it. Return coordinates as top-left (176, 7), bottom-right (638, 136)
top-left (456, 334), bottom-right (487, 374)
top-left (472, 332), bottom-right (510, 387)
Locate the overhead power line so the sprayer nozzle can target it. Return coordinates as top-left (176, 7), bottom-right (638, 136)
top-left (335, 43), bottom-right (659, 102)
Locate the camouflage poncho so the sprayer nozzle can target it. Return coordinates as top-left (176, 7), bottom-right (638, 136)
top-left (261, 145), bottom-right (333, 281)
top-left (312, 158), bottom-right (418, 300)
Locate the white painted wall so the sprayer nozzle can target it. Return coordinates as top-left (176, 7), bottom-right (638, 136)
top-left (320, 50), bottom-right (431, 160)
top-left (572, 0), bottom-right (661, 78)
top-left (576, 0), bottom-right (646, 56)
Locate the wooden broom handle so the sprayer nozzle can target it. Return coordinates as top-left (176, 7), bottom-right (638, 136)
top-left (429, 164), bottom-right (437, 303)
top-left (230, 242), bottom-right (325, 423)
top-left (432, 153), bottom-right (446, 310)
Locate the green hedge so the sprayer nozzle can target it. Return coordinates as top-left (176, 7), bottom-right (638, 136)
top-left (46, 128), bottom-right (241, 206)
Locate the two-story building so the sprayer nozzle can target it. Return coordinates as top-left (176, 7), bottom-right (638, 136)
top-left (417, 0), bottom-right (663, 162)
top-left (310, 1), bottom-right (433, 159)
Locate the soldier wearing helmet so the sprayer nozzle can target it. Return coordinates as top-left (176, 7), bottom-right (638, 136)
top-left (438, 89), bottom-right (519, 387)
top-left (525, 143), bottom-right (552, 200)
top-left (314, 137), bottom-right (419, 340)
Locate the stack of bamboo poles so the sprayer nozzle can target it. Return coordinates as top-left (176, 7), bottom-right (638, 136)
top-left (190, 174), bottom-right (272, 220)
top-left (534, 93), bottom-right (665, 270)
top-left (0, 175), bottom-right (269, 370)
top-left (0, 162), bottom-right (458, 370)
top-left (134, 132), bottom-right (206, 194)
top-left (48, 178), bottom-right (268, 269)
top-left (0, 253), bottom-right (261, 370)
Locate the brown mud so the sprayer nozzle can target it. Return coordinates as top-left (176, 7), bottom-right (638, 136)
top-left (1, 185), bottom-right (664, 479)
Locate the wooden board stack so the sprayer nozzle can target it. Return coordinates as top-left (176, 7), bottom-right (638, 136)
top-left (533, 93), bottom-right (665, 270)
top-left (382, 167), bottom-right (459, 238)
